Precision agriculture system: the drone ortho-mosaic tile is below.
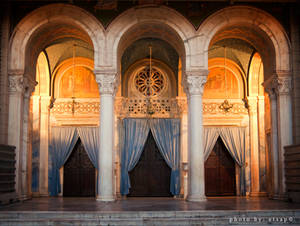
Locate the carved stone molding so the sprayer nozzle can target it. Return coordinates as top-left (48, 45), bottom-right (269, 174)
top-left (203, 101), bottom-right (248, 115)
top-left (183, 70), bottom-right (209, 96)
top-left (95, 70), bottom-right (119, 95)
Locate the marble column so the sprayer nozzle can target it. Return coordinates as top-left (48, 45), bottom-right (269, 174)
top-left (268, 89), bottom-right (279, 197)
top-left (247, 97), bottom-right (262, 196)
top-left (39, 96), bottom-right (50, 196)
top-left (8, 74), bottom-right (36, 200)
top-left (274, 75), bottom-right (293, 198)
top-left (184, 70), bottom-right (208, 202)
top-left (95, 70), bottom-right (119, 201)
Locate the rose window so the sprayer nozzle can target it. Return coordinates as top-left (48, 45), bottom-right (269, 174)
top-left (134, 67), bottom-right (165, 97)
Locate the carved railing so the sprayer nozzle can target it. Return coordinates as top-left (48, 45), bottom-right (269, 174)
top-left (51, 97), bottom-right (248, 117)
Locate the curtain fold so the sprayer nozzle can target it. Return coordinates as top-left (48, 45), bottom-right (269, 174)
top-left (77, 127), bottom-right (99, 169)
top-left (219, 127), bottom-right (246, 195)
top-left (120, 118), bottom-right (150, 195)
top-left (203, 127), bottom-right (220, 161)
top-left (150, 118), bottom-right (180, 195)
top-left (48, 127), bottom-right (79, 196)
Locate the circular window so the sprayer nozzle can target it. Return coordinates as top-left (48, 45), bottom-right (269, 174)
top-left (134, 67), bottom-right (165, 97)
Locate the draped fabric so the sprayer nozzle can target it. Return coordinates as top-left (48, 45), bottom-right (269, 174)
top-left (203, 127), bottom-right (220, 161)
top-left (48, 127), bottom-right (79, 196)
top-left (219, 127), bottom-right (246, 195)
top-left (150, 118), bottom-right (180, 195)
top-left (120, 118), bottom-right (150, 195)
top-left (77, 127), bottom-right (99, 169)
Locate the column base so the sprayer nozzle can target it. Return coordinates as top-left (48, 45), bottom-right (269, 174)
top-left (249, 191), bottom-right (268, 197)
top-left (187, 194), bottom-right (206, 202)
top-left (96, 195), bottom-right (115, 202)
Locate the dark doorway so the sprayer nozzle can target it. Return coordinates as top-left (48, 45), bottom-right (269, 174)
top-left (63, 138), bottom-right (95, 197)
top-left (205, 137), bottom-right (236, 196)
top-left (128, 132), bottom-right (172, 197)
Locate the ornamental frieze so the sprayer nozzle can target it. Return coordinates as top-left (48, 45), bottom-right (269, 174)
top-left (51, 98), bottom-right (248, 116)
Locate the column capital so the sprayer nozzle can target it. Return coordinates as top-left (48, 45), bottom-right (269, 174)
top-left (183, 69), bottom-right (209, 96)
top-left (274, 76), bottom-right (292, 96)
top-left (8, 72), bottom-right (37, 96)
top-left (95, 69), bottom-right (119, 95)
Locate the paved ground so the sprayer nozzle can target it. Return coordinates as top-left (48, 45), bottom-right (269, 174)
top-left (1, 197), bottom-right (300, 212)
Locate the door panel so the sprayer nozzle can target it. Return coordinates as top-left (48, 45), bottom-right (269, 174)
top-left (63, 138), bottom-right (95, 197)
top-left (205, 137), bottom-right (236, 196)
top-left (128, 132), bottom-right (172, 197)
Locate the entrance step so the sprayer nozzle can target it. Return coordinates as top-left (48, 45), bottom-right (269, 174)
top-left (0, 210), bottom-right (299, 225)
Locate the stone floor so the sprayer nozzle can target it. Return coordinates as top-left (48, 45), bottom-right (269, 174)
top-left (2, 197), bottom-right (300, 212)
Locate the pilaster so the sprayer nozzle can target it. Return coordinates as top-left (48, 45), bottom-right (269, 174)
top-left (184, 69), bottom-right (208, 202)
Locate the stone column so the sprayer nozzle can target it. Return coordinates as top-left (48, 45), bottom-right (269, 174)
top-left (8, 73), bottom-right (36, 200)
top-left (268, 89), bottom-right (279, 197)
top-left (247, 97), bottom-right (261, 196)
top-left (184, 70), bottom-right (208, 202)
top-left (39, 96), bottom-right (50, 196)
top-left (95, 70), bottom-right (119, 201)
top-left (274, 75), bottom-right (293, 198)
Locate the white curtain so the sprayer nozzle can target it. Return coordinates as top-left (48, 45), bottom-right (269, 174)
top-left (203, 127), bottom-right (220, 161)
top-left (77, 127), bottom-right (99, 169)
top-left (150, 118), bottom-right (181, 195)
top-left (120, 118), bottom-right (150, 195)
top-left (219, 127), bottom-right (246, 195)
top-left (48, 127), bottom-right (79, 196)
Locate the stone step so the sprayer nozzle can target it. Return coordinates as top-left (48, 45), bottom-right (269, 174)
top-left (0, 210), bottom-right (299, 225)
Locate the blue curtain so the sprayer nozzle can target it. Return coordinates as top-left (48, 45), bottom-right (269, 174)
top-left (219, 127), bottom-right (246, 195)
top-left (120, 118), bottom-right (150, 195)
top-left (48, 127), bottom-right (79, 196)
top-left (77, 127), bottom-right (99, 169)
top-left (150, 118), bottom-right (180, 195)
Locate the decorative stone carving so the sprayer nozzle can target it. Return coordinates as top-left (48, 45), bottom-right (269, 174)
top-left (8, 74), bottom-right (37, 96)
top-left (183, 70), bottom-right (209, 96)
top-left (203, 101), bottom-right (248, 115)
top-left (95, 70), bottom-right (119, 95)
top-left (275, 77), bottom-right (292, 96)
top-left (8, 75), bottom-right (25, 94)
top-left (263, 73), bottom-right (292, 97)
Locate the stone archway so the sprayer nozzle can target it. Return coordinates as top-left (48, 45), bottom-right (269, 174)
top-left (198, 5), bottom-right (292, 199)
top-left (7, 3), bottom-right (104, 200)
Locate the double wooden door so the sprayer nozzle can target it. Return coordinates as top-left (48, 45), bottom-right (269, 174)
top-left (205, 137), bottom-right (236, 196)
top-left (128, 132), bottom-right (172, 197)
top-left (63, 138), bottom-right (95, 197)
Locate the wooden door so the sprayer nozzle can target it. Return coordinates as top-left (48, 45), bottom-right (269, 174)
top-left (63, 138), bottom-right (95, 197)
top-left (128, 132), bottom-right (172, 197)
top-left (205, 137), bottom-right (236, 196)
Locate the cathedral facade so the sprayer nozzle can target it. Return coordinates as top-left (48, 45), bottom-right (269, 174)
top-left (0, 0), bottom-right (299, 202)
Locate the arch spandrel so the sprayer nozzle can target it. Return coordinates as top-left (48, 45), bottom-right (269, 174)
top-left (197, 6), bottom-right (291, 76)
top-left (105, 6), bottom-right (197, 72)
top-left (9, 3), bottom-right (105, 75)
